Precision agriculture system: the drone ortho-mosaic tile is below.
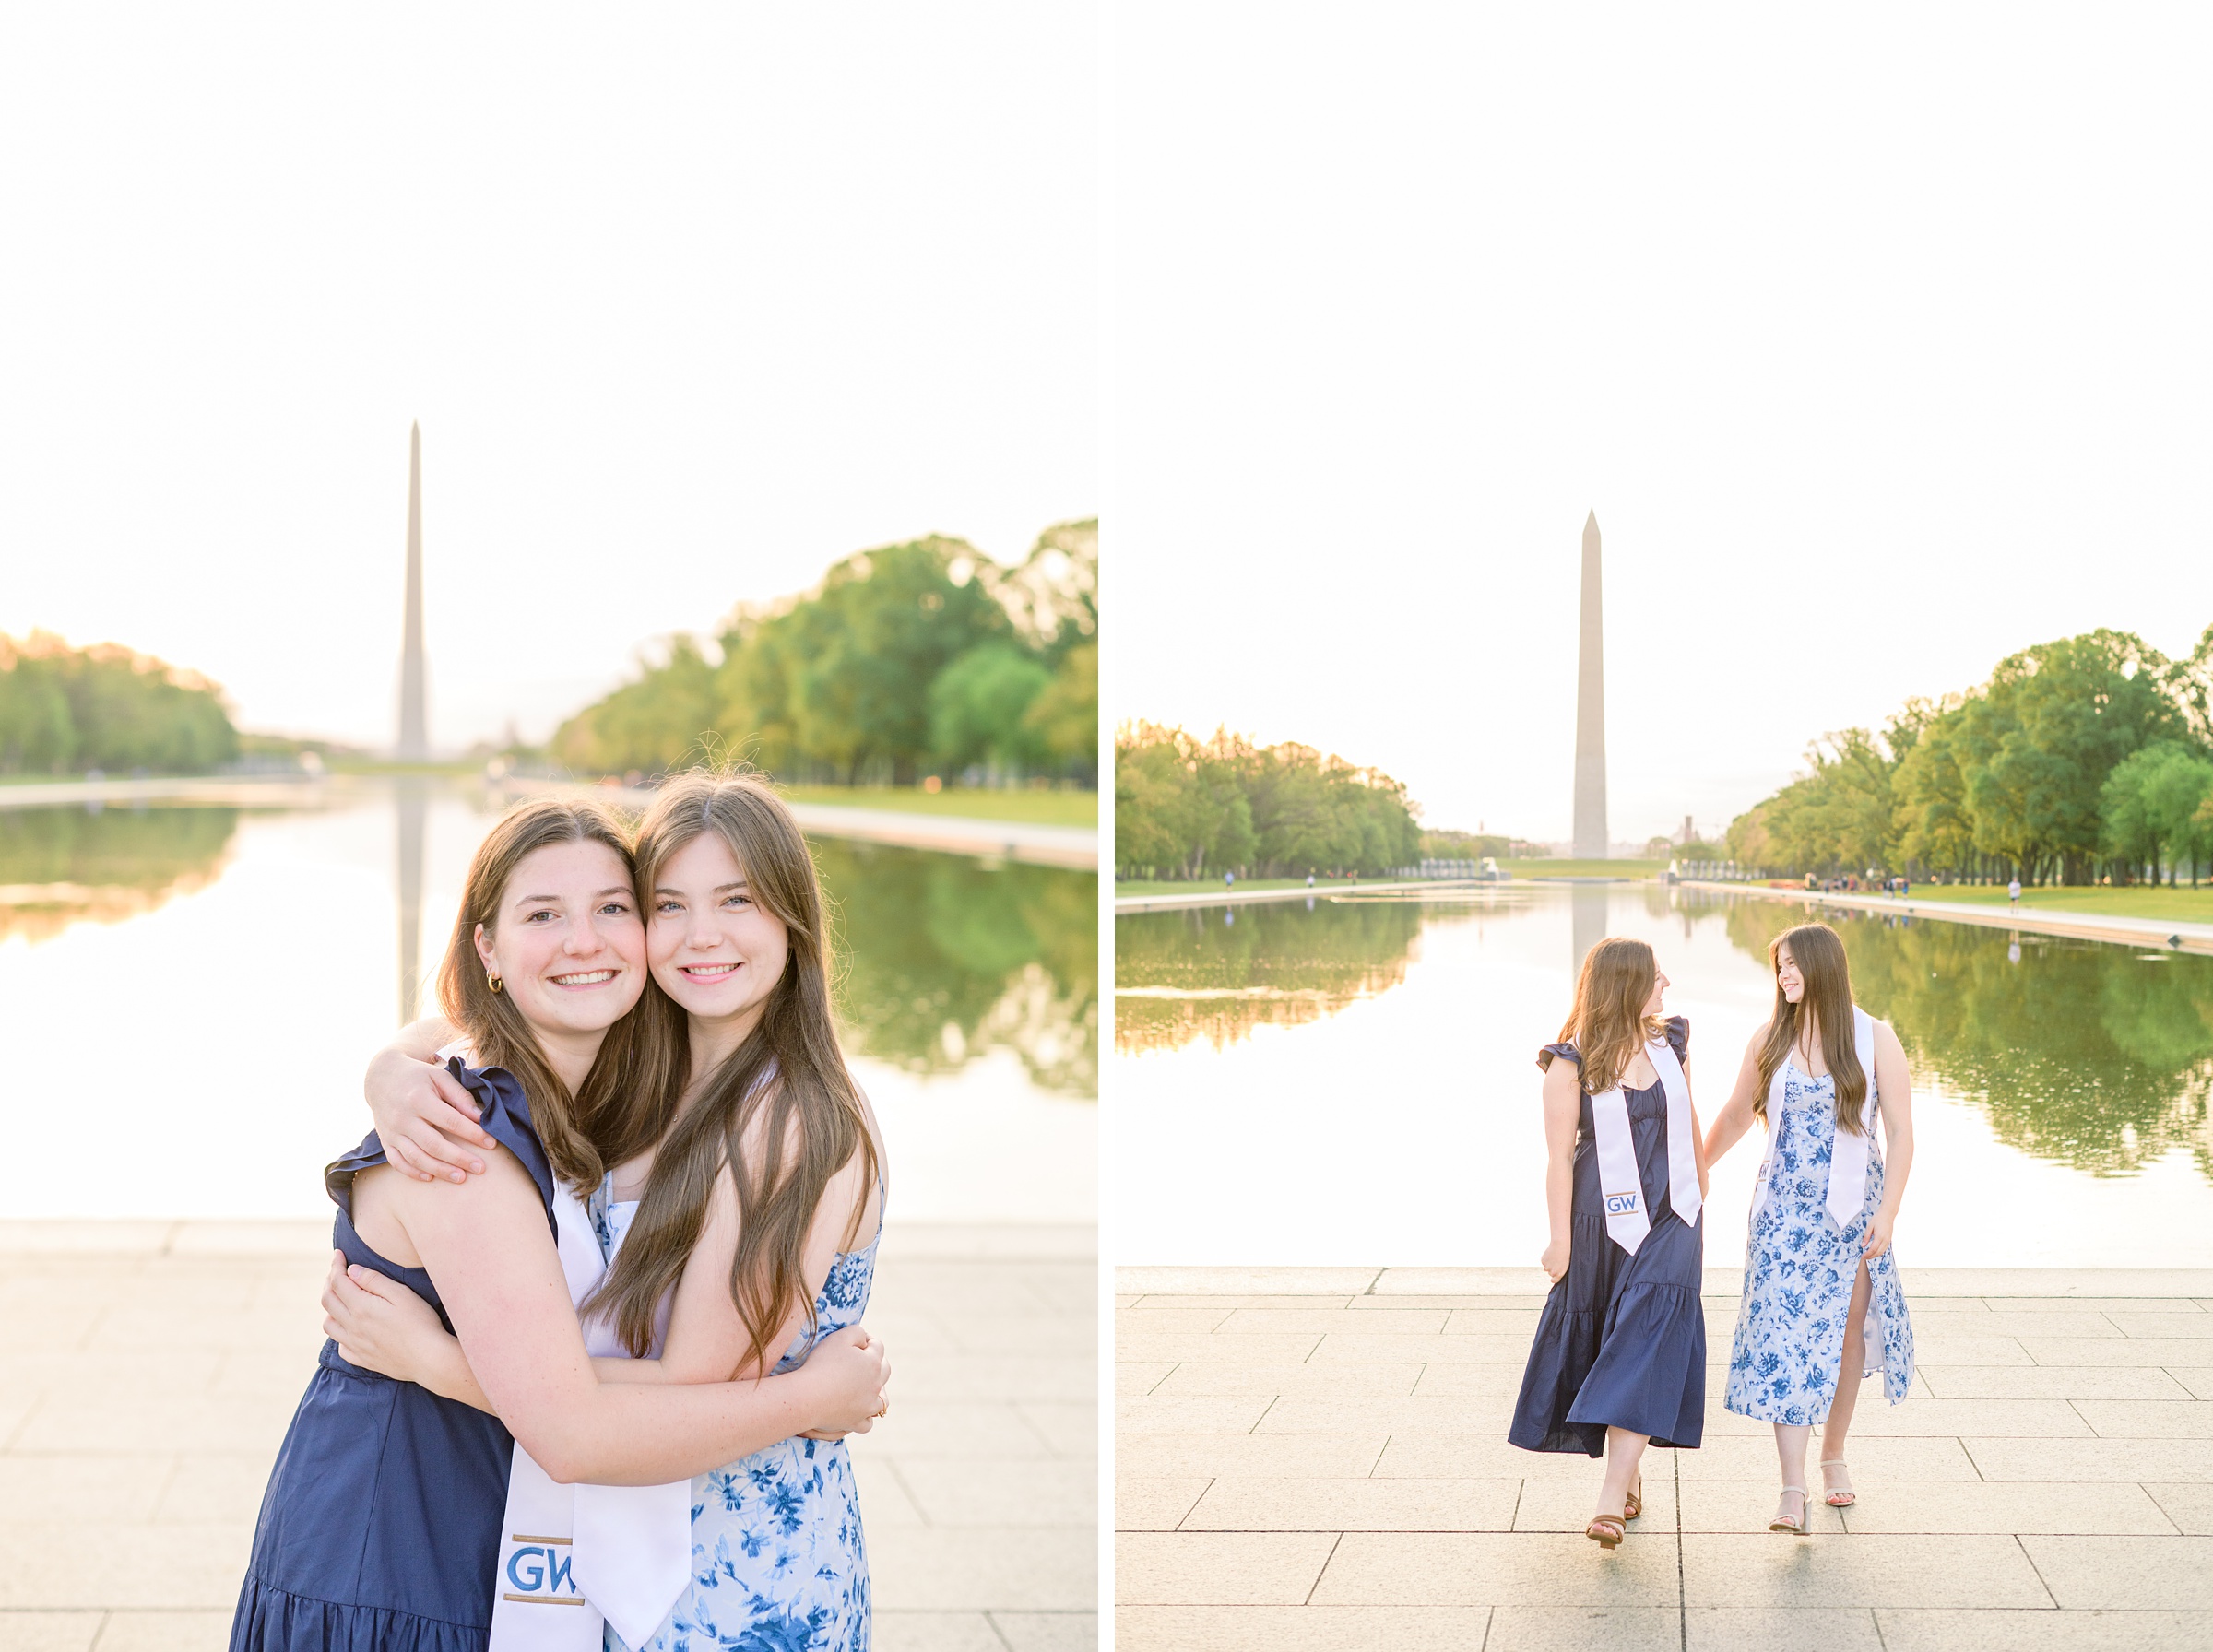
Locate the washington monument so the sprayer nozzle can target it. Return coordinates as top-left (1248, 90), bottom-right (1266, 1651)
top-left (1573, 510), bottom-right (1607, 858)
top-left (397, 422), bottom-right (428, 761)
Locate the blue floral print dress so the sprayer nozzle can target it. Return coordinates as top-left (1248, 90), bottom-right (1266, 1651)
top-left (597, 1175), bottom-right (883, 1652)
top-left (1725, 1062), bottom-right (1913, 1423)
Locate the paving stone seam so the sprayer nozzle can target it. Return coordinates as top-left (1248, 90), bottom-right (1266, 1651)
top-left (2011, 1530), bottom-right (2061, 1610)
top-left (1674, 1446), bottom-right (1686, 1652)
top-left (1301, 1532), bottom-right (1343, 1607)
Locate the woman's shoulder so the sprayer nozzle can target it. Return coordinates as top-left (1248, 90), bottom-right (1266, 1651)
top-left (444, 1056), bottom-right (558, 1210)
top-left (1663, 1014), bottom-right (1689, 1060)
top-left (1537, 1040), bottom-right (1581, 1072)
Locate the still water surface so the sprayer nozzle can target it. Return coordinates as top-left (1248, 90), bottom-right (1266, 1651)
top-left (0, 783), bottom-right (1095, 1221)
top-left (1116, 883), bottom-right (2213, 1267)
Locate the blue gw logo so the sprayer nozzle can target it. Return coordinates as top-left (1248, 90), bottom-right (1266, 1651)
top-left (506, 1544), bottom-right (577, 1597)
top-left (1604, 1191), bottom-right (1641, 1216)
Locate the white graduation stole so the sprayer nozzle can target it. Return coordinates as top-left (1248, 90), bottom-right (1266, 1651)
top-left (1751, 1004), bottom-right (1880, 1231)
top-left (487, 1180), bottom-right (692, 1652)
top-left (1587, 1035), bottom-right (1699, 1256)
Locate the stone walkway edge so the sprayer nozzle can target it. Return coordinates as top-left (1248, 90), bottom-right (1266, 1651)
top-left (0, 1221), bottom-right (1096, 1652)
top-left (1116, 1264), bottom-right (2213, 1652)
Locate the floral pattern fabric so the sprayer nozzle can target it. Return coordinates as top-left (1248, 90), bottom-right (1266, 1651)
top-left (597, 1181), bottom-right (882, 1652)
top-left (1725, 1063), bottom-right (1914, 1424)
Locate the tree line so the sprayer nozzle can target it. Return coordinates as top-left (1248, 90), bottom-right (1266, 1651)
top-left (1114, 724), bottom-right (1424, 879)
top-left (1725, 625), bottom-right (2213, 885)
top-left (1712, 897), bottom-right (2213, 1179)
top-left (552, 523), bottom-right (1096, 787)
top-left (0, 633), bottom-right (239, 776)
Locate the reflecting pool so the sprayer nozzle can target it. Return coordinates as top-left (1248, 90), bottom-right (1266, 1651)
top-left (0, 782), bottom-right (1095, 1221)
top-left (1114, 884), bottom-right (2213, 1267)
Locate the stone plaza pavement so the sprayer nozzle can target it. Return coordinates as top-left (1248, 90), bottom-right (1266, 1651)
top-left (1117, 1265), bottom-right (2213, 1651)
top-left (0, 1220), bottom-right (1095, 1652)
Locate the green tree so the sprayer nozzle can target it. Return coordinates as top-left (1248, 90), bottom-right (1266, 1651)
top-left (550, 525), bottom-right (1092, 788)
top-left (929, 643), bottom-right (1052, 773)
top-left (782, 539), bottom-right (1012, 784)
top-left (0, 634), bottom-right (238, 775)
top-left (1725, 627), bottom-right (2200, 885)
top-left (2103, 742), bottom-right (2213, 885)
top-left (1962, 631), bottom-right (2184, 883)
top-left (551, 636), bottom-right (720, 774)
top-left (1114, 724), bottom-right (1417, 879)
top-left (1112, 724), bottom-right (1256, 879)
top-left (1892, 698), bottom-right (1975, 875)
top-left (1023, 642), bottom-right (1097, 780)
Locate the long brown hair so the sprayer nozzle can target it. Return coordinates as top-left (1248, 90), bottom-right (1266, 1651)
top-left (435, 796), bottom-right (680, 1192)
top-left (590, 771), bottom-right (880, 1369)
top-left (1548, 938), bottom-right (1667, 1094)
top-left (1752, 922), bottom-right (1868, 1134)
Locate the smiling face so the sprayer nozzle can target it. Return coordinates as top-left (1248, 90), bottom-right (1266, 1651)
top-left (1775, 941), bottom-right (1805, 1004)
top-left (647, 829), bottom-right (792, 1040)
top-left (1642, 966), bottom-right (1671, 1020)
top-left (471, 839), bottom-right (647, 1044)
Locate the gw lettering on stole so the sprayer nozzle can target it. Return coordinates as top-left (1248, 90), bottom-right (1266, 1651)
top-left (1604, 1190), bottom-right (1641, 1216)
top-left (503, 1535), bottom-right (583, 1604)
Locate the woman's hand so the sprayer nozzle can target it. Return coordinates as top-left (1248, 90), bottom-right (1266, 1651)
top-left (1540, 1236), bottom-right (1570, 1284)
top-left (1861, 1210), bottom-right (1896, 1261)
top-left (367, 1047), bottom-right (496, 1185)
top-left (323, 1251), bottom-right (461, 1382)
top-left (790, 1325), bottom-right (891, 1437)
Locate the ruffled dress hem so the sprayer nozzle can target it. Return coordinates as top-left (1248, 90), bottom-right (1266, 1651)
top-left (1510, 1243), bottom-right (1707, 1456)
top-left (231, 1575), bottom-right (485, 1652)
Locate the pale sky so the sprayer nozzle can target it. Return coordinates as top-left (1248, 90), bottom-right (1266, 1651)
top-left (1112, 8), bottom-right (2213, 844)
top-left (0, 7), bottom-right (1096, 749)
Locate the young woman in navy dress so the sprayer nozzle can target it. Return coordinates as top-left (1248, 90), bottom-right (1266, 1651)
top-left (328, 773), bottom-right (892, 1651)
top-left (1509, 937), bottom-right (1709, 1549)
top-left (231, 797), bottom-right (890, 1652)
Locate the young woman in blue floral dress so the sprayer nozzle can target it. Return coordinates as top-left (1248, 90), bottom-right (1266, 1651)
top-left (1703, 922), bottom-right (1916, 1534)
top-left (338, 773), bottom-right (889, 1650)
top-left (233, 796), bottom-right (891, 1652)
top-left (1510, 938), bottom-right (1710, 1550)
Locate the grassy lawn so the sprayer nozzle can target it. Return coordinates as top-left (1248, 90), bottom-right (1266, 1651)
top-left (1115, 862), bottom-right (1675, 898)
top-left (777, 785), bottom-right (1096, 828)
top-left (1114, 875), bottom-right (1391, 900)
top-left (1504, 857), bottom-right (1666, 879)
top-left (1882, 882), bottom-right (2213, 926)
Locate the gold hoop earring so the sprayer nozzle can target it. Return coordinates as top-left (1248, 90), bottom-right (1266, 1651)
top-left (487, 971), bottom-right (503, 994)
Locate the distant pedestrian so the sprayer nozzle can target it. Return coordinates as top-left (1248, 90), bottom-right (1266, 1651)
top-left (1510, 938), bottom-right (1707, 1550)
top-left (1307, 873), bottom-right (1316, 889)
top-left (2008, 877), bottom-right (2021, 914)
top-left (1225, 870), bottom-right (1235, 888)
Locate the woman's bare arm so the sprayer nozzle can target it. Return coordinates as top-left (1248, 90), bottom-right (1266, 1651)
top-left (368, 1152), bottom-right (887, 1484)
top-left (1538, 1058), bottom-right (1580, 1283)
top-left (1863, 1020), bottom-right (1913, 1259)
top-left (1700, 1027), bottom-right (1769, 1167)
top-left (363, 1016), bottom-right (499, 1184)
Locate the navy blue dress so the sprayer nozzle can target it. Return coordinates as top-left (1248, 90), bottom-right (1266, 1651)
top-left (231, 1061), bottom-right (557, 1652)
top-left (1509, 1016), bottom-right (1706, 1456)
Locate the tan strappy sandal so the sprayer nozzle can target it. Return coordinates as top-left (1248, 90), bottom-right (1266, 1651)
top-left (1624, 1475), bottom-right (1644, 1521)
top-left (1585, 1513), bottom-right (1626, 1550)
top-left (1769, 1486), bottom-right (1809, 1534)
top-left (1821, 1460), bottom-right (1856, 1508)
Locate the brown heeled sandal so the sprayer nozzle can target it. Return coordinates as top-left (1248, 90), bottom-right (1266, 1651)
top-left (1769, 1486), bottom-right (1809, 1535)
top-left (1624, 1475), bottom-right (1643, 1520)
top-left (1585, 1514), bottom-right (1626, 1550)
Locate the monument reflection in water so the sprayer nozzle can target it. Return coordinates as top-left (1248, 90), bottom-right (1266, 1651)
top-left (1115, 883), bottom-right (2213, 1267)
top-left (0, 784), bottom-right (1095, 1222)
